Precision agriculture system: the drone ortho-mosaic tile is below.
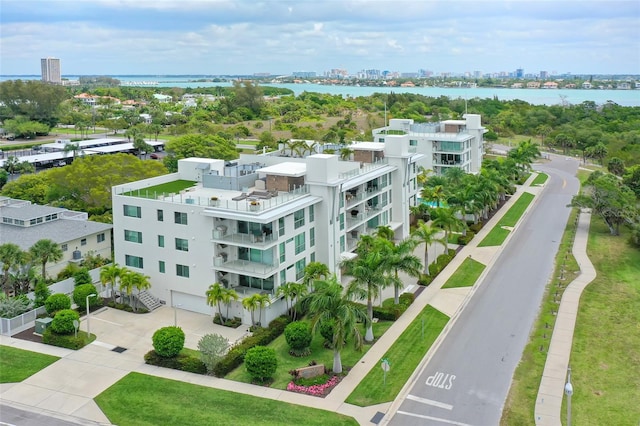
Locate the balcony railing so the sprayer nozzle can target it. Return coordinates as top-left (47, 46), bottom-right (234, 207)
top-left (212, 231), bottom-right (277, 247)
top-left (213, 258), bottom-right (277, 276)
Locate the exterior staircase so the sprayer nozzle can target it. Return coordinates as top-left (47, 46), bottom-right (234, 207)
top-left (136, 291), bottom-right (163, 311)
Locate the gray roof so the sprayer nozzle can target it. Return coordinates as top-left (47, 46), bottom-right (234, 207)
top-left (0, 204), bottom-right (67, 221)
top-left (0, 219), bottom-right (112, 250)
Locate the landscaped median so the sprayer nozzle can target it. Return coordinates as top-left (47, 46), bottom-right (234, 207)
top-left (95, 372), bottom-right (358, 426)
top-left (441, 257), bottom-right (486, 289)
top-left (478, 192), bottom-right (535, 247)
top-left (345, 305), bottom-right (449, 406)
top-left (530, 172), bottom-right (548, 186)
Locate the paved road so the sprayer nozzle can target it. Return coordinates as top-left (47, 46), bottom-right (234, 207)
top-left (0, 404), bottom-right (88, 426)
top-left (389, 156), bottom-right (580, 426)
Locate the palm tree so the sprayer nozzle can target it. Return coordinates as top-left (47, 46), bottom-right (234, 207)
top-left (431, 208), bottom-right (467, 252)
top-left (421, 184), bottom-right (446, 208)
top-left (302, 262), bottom-right (330, 288)
top-left (132, 272), bottom-right (151, 312)
top-left (242, 293), bottom-right (270, 327)
top-left (100, 263), bottom-right (124, 302)
top-left (254, 293), bottom-right (271, 326)
top-left (118, 270), bottom-right (135, 308)
top-left (276, 281), bottom-right (299, 318)
top-left (342, 237), bottom-right (394, 342)
top-left (386, 238), bottom-right (422, 304)
top-left (0, 243), bottom-right (26, 296)
top-left (221, 288), bottom-right (239, 320)
top-left (206, 282), bottom-right (226, 321)
top-left (339, 146), bottom-right (354, 161)
top-left (411, 222), bottom-right (445, 275)
top-left (28, 239), bottom-right (63, 280)
top-left (304, 275), bottom-right (369, 373)
top-left (374, 225), bottom-right (395, 241)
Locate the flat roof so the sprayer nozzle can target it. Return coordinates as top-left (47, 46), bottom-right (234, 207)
top-left (442, 120), bottom-right (466, 125)
top-left (41, 138), bottom-right (127, 149)
top-left (258, 162), bottom-right (306, 177)
top-left (352, 142), bottom-right (385, 151)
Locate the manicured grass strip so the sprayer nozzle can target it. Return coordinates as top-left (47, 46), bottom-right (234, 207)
top-left (531, 173), bottom-right (548, 186)
top-left (345, 305), bottom-right (449, 406)
top-left (226, 320), bottom-right (393, 389)
top-left (563, 220), bottom-right (640, 425)
top-left (122, 180), bottom-right (196, 198)
top-left (95, 372), bottom-right (357, 426)
top-left (0, 345), bottom-right (59, 383)
top-left (501, 207), bottom-right (580, 425)
top-left (478, 192), bottom-right (535, 247)
top-left (441, 257), bottom-right (486, 289)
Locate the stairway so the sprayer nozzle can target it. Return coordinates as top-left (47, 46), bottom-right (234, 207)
top-left (136, 290), bottom-right (163, 311)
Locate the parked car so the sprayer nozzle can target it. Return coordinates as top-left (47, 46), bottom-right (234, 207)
top-left (150, 153), bottom-right (160, 159)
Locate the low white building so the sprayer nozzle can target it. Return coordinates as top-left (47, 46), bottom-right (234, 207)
top-left (0, 197), bottom-right (113, 278)
top-left (112, 139), bottom-right (423, 325)
top-left (372, 114), bottom-right (486, 175)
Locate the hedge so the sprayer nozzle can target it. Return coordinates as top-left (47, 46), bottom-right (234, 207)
top-left (42, 328), bottom-right (92, 349)
top-left (212, 315), bottom-right (291, 377)
top-left (144, 350), bottom-right (206, 374)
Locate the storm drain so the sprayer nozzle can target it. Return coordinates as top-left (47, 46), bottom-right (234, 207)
top-left (370, 412), bottom-right (385, 424)
top-left (111, 346), bottom-right (127, 353)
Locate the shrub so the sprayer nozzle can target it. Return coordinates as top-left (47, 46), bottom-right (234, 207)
top-left (0, 295), bottom-right (32, 318)
top-left (45, 293), bottom-right (71, 315)
top-left (198, 334), bottom-right (229, 374)
top-left (417, 274), bottom-right (434, 286)
top-left (319, 319), bottom-right (335, 346)
top-left (73, 268), bottom-right (92, 287)
top-left (284, 322), bottom-right (312, 356)
top-left (469, 222), bottom-right (484, 233)
top-left (144, 350), bottom-right (206, 374)
top-left (33, 279), bottom-right (51, 308)
top-left (245, 346), bottom-right (277, 383)
top-left (457, 231), bottom-right (476, 246)
top-left (152, 326), bottom-right (185, 358)
top-left (50, 309), bottom-right (80, 335)
top-left (399, 292), bottom-right (415, 306)
top-left (268, 315), bottom-right (291, 335)
top-left (43, 328), bottom-right (91, 349)
top-left (73, 284), bottom-right (99, 310)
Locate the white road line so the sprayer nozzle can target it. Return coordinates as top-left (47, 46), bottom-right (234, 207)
top-left (89, 317), bottom-right (122, 326)
top-left (407, 394), bottom-right (453, 410)
top-left (91, 340), bottom-right (116, 350)
top-left (396, 411), bottom-right (473, 426)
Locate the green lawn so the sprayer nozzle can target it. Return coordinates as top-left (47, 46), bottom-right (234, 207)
top-left (0, 345), bottom-right (59, 383)
top-left (531, 173), bottom-right (548, 186)
top-left (478, 192), bottom-right (535, 247)
top-left (563, 220), bottom-right (640, 425)
top-left (122, 180), bottom-right (196, 199)
top-left (441, 257), bottom-right (486, 289)
top-left (501, 208), bottom-right (580, 425)
top-left (345, 305), bottom-right (449, 406)
top-left (226, 320), bottom-right (393, 389)
top-left (95, 372), bottom-right (357, 426)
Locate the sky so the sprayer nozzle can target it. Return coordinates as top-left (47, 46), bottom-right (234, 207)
top-left (1, 0), bottom-right (639, 76)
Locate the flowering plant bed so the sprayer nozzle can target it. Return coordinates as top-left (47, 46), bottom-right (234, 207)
top-left (287, 374), bottom-right (342, 397)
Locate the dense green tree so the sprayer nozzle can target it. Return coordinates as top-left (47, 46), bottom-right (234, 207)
top-left (0, 80), bottom-right (68, 126)
top-left (163, 134), bottom-right (238, 172)
top-left (623, 165), bottom-right (640, 197)
top-left (0, 243), bottom-right (25, 297)
top-left (607, 157), bottom-right (626, 176)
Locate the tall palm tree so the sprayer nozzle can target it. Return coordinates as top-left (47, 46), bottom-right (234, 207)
top-left (0, 243), bottom-right (26, 296)
top-left (118, 270), bottom-right (135, 307)
top-left (411, 221), bottom-right (445, 275)
top-left (132, 272), bottom-right (151, 312)
top-left (374, 225), bottom-right (395, 241)
top-left (254, 293), bottom-right (271, 326)
top-left (221, 287), bottom-right (239, 320)
top-left (342, 237), bottom-right (394, 342)
top-left (29, 239), bottom-right (63, 280)
top-left (242, 293), bottom-right (270, 327)
top-left (206, 282), bottom-right (226, 321)
top-left (304, 275), bottom-right (369, 373)
top-left (302, 262), bottom-right (330, 288)
top-left (431, 208), bottom-right (467, 252)
top-left (100, 263), bottom-right (124, 302)
top-left (386, 237), bottom-right (422, 304)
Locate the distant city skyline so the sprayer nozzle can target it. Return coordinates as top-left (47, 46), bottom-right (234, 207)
top-left (1, 1), bottom-right (639, 76)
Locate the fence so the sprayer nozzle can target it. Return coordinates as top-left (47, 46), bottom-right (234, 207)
top-left (1, 266), bottom-right (107, 336)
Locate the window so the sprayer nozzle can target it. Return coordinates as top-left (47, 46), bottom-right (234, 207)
top-left (310, 228), bottom-right (315, 247)
top-left (81, 238), bottom-right (87, 246)
top-left (295, 233), bottom-right (305, 255)
top-left (174, 212), bottom-right (188, 225)
top-left (295, 258), bottom-right (306, 281)
top-left (294, 209), bottom-right (305, 229)
top-left (279, 242), bottom-right (285, 263)
top-left (97, 233), bottom-right (105, 243)
top-left (310, 252), bottom-right (316, 263)
top-left (158, 235), bottom-right (165, 247)
top-left (309, 205), bottom-right (315, 222)
top-left (339, 213), bottom-right (345, 230)
top-left (125, 255), bottom-right (143, 268)
top-left (340, 235), bottom-right (345, 252)
top-left (61, 244), bottom-right (68, 252)
top-left (123, 205), bottom-right (141, 218)
top-left (157, 209), bottom-right (164, 221)
top-left (280, 269), bottom-right (286, 284)
top-left (124, 230), bottom-right (143, 243)
top-left (410, 139), bottom-right (418, 146)
top-left (279, 217), bottom-right (285, 236)
top-left (159, 261), bottom-right (166, 273)
top-left (176, 264), bottom-right (190, 277)
top-left (175, 238), bottom-right (189, 251)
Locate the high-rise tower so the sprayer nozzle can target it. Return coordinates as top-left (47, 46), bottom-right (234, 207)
top-left (41, 57), bottom-right (61, 83)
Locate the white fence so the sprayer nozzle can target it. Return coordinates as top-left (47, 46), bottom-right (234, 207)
top-left (0, 266), bottom-right (108, 336)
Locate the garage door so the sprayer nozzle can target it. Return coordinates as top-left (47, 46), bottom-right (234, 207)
top-left (172, 291), bottom-right (212, 315)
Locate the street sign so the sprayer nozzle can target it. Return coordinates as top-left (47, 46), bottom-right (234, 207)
top-left (381, 358), bottom-right (391, 386)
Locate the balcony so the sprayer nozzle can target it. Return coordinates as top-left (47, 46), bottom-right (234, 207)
top-left (345, 191), bottom-right (365, 207)
top-left (212, 231), bottom-right (277, 248)
top-left (213, 258), bottom-right (278, 277)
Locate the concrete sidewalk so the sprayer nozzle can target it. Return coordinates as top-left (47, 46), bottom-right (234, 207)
top-left (534, 210), bottom-right (596, 425)
top-left (1, 172), bottom-right (549, 426)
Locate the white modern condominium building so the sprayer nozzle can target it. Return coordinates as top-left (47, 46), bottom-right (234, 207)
top-left (112, 139), bottom-right (423, 325)
top-left (372, 114), bottom-right (486, 175)
top-left (41, 57), bottom-right (61, 84)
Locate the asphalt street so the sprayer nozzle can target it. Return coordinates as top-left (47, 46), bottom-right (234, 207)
top-left (0, 404), bottom-right (89, 426)
top-left (389, 156), bottom-right (580, 426)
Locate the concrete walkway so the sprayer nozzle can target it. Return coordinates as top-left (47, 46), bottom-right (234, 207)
top-left (534, 210), bottom-right (596, 425)
top-left (0, 172), bottom-right (561, 426)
